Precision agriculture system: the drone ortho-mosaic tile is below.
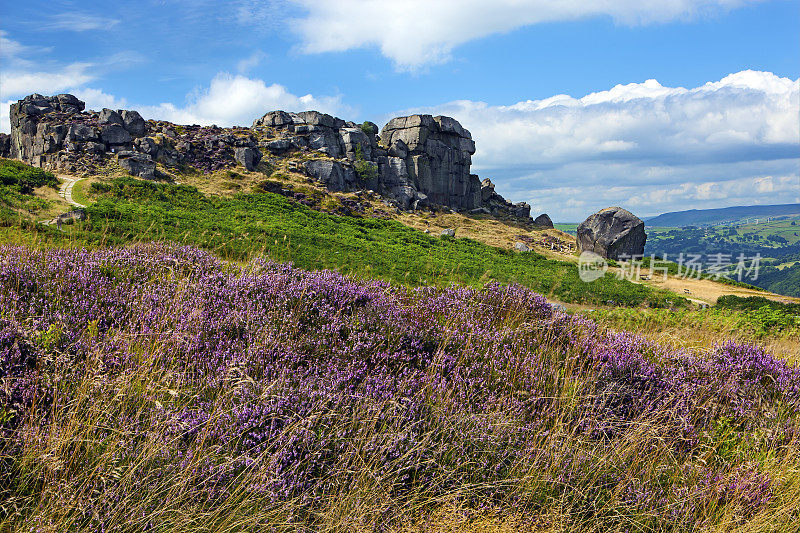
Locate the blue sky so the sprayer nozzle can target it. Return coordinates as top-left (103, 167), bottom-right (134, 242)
top-left (1, 0), bottom-right (798, 221)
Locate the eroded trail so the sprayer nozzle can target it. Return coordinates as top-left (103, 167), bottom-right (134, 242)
top-left (57, 175), bottom-right (85, 208)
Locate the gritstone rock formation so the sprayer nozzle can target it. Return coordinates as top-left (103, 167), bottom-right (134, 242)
top-left (7, 93), bottom-right (532, 223)
top-left (576, 207), bottom-right (647, 260)
top-left (533, 213), bottom-right (554, 228)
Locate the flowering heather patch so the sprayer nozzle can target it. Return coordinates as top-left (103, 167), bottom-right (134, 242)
top-left (0, 243), bottom-right (798, 531)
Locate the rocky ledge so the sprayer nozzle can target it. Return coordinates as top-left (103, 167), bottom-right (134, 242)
top-left (2, 93), bottom-right (541, 224)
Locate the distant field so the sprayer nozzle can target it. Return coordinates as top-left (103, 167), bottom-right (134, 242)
top-left (554, 223), bottom-right (578, 235)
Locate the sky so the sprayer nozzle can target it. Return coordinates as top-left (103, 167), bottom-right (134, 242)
top-left (0, 0), bottom-right (798, 221)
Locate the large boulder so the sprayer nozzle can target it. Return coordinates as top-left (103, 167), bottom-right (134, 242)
top-left (121, 110), bottom-right (147, 137)
top-left (117, 151), bottom-right (156, 180)
top-left (253, 110), bottom-right (294, 128)
top-left (9, 94), bottom-right (85, 163)
top-left (101, 124), bottom-right (132, 145)
top-left (234, 146), bottom-right (261, 171)
top-left (534, 213), bottom-right (554, 228)
top-left (98, 108), bottom-right (124, 126)
top-left (576, 207), bottom-right (647, 260)
top-left (304, 160), bottom-right (357, 191)
top-left (67, 124), bottom-right (99, 142)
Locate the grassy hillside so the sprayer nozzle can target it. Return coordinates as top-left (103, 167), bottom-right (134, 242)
top-left (0, 159), bottom-right (59, 218)
top-left (9, 175), bottom-right (686, 308)
top-left (1, 244), bottom-right (798, 531)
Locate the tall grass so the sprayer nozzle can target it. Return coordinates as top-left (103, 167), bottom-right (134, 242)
top-left (1, 243), bottom-right (798, 531)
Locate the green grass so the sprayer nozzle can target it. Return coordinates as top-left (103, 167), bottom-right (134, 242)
top-left (69, 178), bottom-right (91, 206)
top-left (554, 223), bottom-right (578, 235)
top-left (0, 158), bottom-right (59, 219)
top-left (20, 176), bottom-right (686, 308)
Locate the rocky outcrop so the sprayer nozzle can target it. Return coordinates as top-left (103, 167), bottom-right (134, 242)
top-left (0, 134), bottom-right (10, 158)
top-left (8, 94), bottom-right (265, 177)
top-left (380, 115), bottom-right (480, 211)
top-left (576, 207), bottom-right (647, 260)
top-left (534, 213), bottom-right (554, 228)
top-left (8, 93), bottom-right (533, 223)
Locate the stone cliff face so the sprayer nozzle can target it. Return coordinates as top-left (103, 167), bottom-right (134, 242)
top-left (6, 93), bottom-right (532, 223)
top-left (380, 115), bottom-right (480, 211)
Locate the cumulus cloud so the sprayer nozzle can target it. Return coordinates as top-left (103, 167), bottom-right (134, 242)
top-left (138, 72), bottom-right (350, 127)
top-left (409, 70), bottom-right (798, 220)
top-left (0, 70), bottom-right (348, 134)
top-left (0, 63), bottom-right (96, 102)
top-left (289, 0), bottom-right (762, 69)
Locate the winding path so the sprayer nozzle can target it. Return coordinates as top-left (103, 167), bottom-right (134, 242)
top-left (58, 175), bottom-right (86, 208)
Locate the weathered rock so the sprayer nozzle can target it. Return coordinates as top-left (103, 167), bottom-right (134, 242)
top-left (234, 146), bottom-right (261, 171)
top-left (101, 124), bottom-right (132, 145)
top-left (7, 94), bottom-right (537, 223)
top-left (98, 108), bottom-right (124, 126)
top-left (340, 128), bottom-right (372, 161)
top-left (480, 178), bottom-right (495, 202)
top-left (576, 207), bottom-right (647, 260)
top-left (133, 137), bottom-right (159, 157)
top-left (67, 124), bottom-right (99, 142)
top-left (118, 151), bottom-right (156, 180)
top-left (295, 111), bottom-right (345, 130)
top-left (259, 138), bottom-right (290, 153)
top-left (514, 242), bottom-right (531, 252)
top-left (534, 213), bottom-right (554, 228)
top-left (57, 208), bottom-right (86, 225)
top-left (308, 131), bottom-right (343, 158)
top-left (304, 160), bottom-right (357, 191)
top-left (440, 228), bottom-right (456, 237)
top-left (121, 110), bottom-right (147, 137)
top-left (253, 110), bottom-right (294, 128)
top-left (380, 114), bottom-right (480, 210)
top-left (85, 142), bottom-right (106, 155)
top-left (510, 202), bottom-right (531, 220)
top-left (0, 134), bottom-right (11, 158)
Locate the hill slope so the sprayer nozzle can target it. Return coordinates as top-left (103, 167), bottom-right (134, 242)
top-left (646, 204), bottom-right (800, 227)
top-left (1, 244), bottom-right (798, 531)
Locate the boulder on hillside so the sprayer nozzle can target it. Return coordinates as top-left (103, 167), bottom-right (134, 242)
top-left (118, 151), bottom-right (156, 180)
top-left (101, 124), bottom-right (132, 145)
top-left (234, 146), bottom-right (261, 171)
top-left (534, 213), bottom-right (554, 228)
top-left (98, 108), bottom-right (124, 126)
top-left (576, 207), bottom-right (646, 260)
top-left (304, 160), bottom-right (357, 191)
top-left (121, 110), bottom-right (147, 137)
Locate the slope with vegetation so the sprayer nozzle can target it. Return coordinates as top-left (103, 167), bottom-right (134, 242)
top-left (1, 244), bottom-right (799, 531)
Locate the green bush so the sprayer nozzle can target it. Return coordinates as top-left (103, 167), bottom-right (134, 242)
top-left (353, 145), bottom-right (377, 182)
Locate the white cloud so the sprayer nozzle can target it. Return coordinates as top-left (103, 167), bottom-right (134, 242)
top-left (40, 12), bottom-right (120, 32)
top-left (0, 63), bottom-right (96, 102)
top-left (237, 50), bottom-right (267, 73)
top-left (0, 70), bottom-right (348, 134)
top-left (138, 72), bottom-right (351, 127)
top-left (408, 70), bottom-right (798, 220)
top-left (289, 0), bottom-right (762, 69)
